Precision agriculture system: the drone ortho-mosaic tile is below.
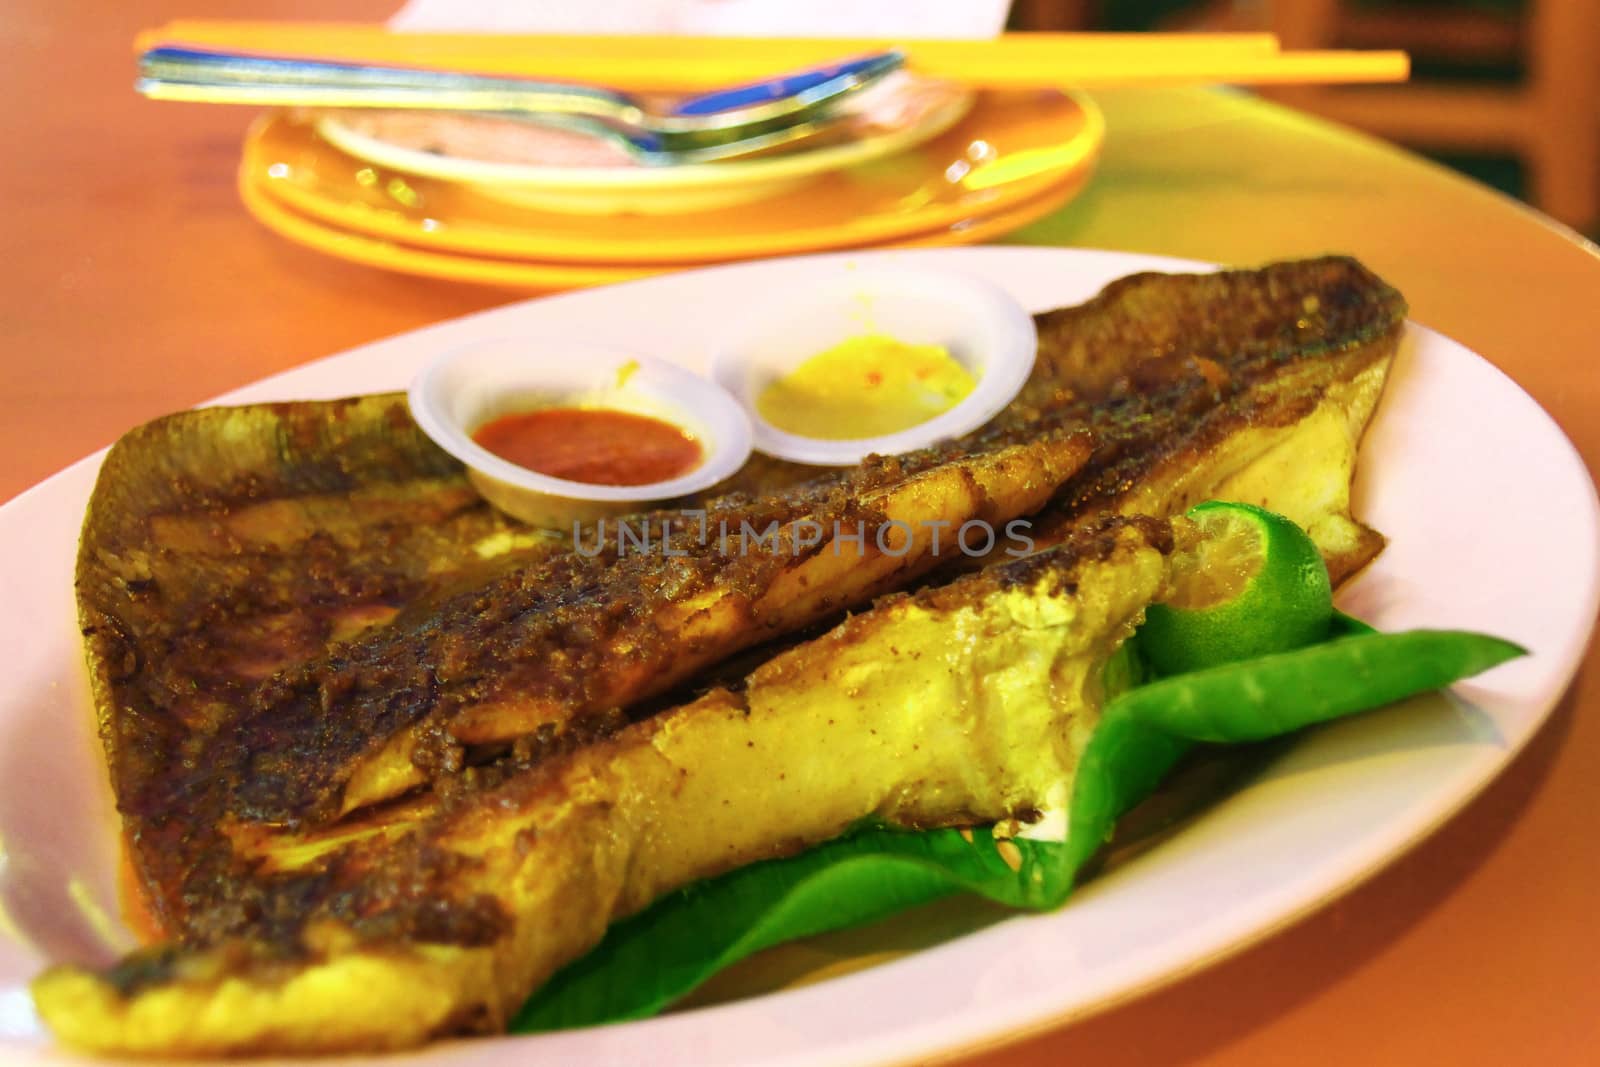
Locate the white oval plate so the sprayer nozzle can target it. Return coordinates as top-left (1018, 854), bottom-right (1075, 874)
top-left (1, 248), bottom-right (1595, 1065)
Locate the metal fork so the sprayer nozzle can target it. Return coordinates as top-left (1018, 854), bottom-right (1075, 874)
top-left (138, 47), bottom-right (905, 164)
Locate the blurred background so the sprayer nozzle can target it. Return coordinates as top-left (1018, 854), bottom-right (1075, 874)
top-left (1010, 0), bottom-right (1600, 235)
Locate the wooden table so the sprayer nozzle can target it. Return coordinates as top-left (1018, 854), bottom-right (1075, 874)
top-left (5, 2), bottom-right (1598, 1063)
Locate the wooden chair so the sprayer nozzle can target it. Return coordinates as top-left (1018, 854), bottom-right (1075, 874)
top-left (1009, 0), bottom-right (1600, 229)
top-left (1262, 0), bottom-right (1600, 230)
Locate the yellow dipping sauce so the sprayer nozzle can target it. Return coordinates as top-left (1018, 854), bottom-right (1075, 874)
top-left (755, 335), bottom-right (977, 440)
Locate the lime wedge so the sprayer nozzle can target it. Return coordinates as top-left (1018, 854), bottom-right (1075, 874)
top-left (1140, 501), bottom-right (1333, 676)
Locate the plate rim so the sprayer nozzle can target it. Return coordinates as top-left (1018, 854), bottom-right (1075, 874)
top-left (249, 93), bottom-right (1103, 264)
top-left (237, 165), bottom-right (1096, 287)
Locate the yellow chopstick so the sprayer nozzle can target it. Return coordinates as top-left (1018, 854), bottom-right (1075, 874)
top-left (137, 24), bottom-right (1406, 91)
top-left (139, 25), bottom-right (1285, 61)
top-left (1029, 51), bottom-right (1409, 87)
top-left (141, 25), bottom-right (1276, 87)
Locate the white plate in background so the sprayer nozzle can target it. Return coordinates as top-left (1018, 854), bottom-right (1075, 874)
top-left (316, 84), bottom-right (975, 215)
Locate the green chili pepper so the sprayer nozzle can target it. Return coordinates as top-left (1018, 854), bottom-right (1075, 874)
top-left (1114, 629), bottom-right (1524, 744)
top-left (1063, 625), bottom-right (1523, 877)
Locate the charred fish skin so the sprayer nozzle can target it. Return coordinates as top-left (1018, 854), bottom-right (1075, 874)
top-left (696, 257), bottom-right (1405, 583)
top-left (1019, 255), bottom-right (1404, 415)
top-left (36, 517), bottom-right (1176, 1057)
top-left (73, 394), bottom-right (539, 936)
top-left (100, 415), bottom-right (1092, 940)
top-left (216, 423), bottom-right (1094, 829)
top-left (1010, 255), bottom-right (1405, 583)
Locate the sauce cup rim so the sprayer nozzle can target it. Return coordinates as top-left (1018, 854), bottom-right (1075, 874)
top-left (706, 266), bottom-right (1037, 466)
top-left (409, 338), bottom-right (754, 503)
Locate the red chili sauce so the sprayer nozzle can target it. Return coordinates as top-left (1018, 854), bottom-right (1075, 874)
top-left (471, 407), bottom-right (702, 487)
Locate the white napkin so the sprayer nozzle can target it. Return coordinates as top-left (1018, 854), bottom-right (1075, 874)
top-left (389, 0), bottom-right (1012, 40)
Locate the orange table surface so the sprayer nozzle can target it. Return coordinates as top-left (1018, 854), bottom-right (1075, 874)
top-left (4, 1), bottom-right (1598, 1064)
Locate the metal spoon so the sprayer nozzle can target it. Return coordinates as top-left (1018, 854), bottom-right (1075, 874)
top-left (138, 47), bottom-right (905, 163)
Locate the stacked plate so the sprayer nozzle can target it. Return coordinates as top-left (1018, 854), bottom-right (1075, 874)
top-left (240, 89), bottom-right (1104, 289)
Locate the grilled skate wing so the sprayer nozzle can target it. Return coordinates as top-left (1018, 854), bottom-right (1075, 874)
top-left (35, 520), bottom-right (1173, 1056)
top-left (1012, 256), bottom-right (1405, 583)
top-left (442, 427), bottom-right (1094, 747)
top-left (1053, 353), bottom-right (1393, 586)
top-left (74, 395), bottom-right (533, 834)
top-left (48, 256), bottom-right (1411, 1057)
top-left (223, 425), bottom-right (1093, 827)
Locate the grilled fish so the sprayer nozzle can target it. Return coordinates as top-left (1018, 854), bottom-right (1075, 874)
top-left (38, 516), bottom-right (1175, 1055)
top-left (1015, 257), bottom-right (1399, 583)
top-left (37, 256), bottom-right (1407, 1056)
top-left (241, 424), bottom-right (1093, 826)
